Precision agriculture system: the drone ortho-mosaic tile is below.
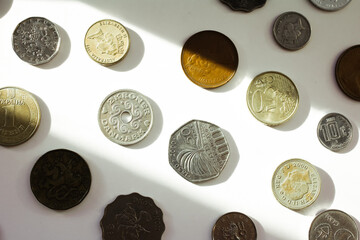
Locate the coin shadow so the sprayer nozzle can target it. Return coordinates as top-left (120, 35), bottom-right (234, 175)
top-left (0, 0), bottom-right (13, 18)
top-left (37, 24), bottom-right (71, 70)
top-left (337, 119), bottom-right (358, 154)
top-left (108, 28), bottom-right (144, 72)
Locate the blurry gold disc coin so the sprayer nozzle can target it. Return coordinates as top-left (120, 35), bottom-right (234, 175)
top-left (84, 19), bottom-right (130, 66)
top-left (246, 71), bottom-right (299, 126)
top-left (0, 87), bottom-right (41, 146)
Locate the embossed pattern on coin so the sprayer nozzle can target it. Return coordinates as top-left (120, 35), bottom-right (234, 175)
top-left (273, 12), bottom-right (311, 51)
top-left (181, 30), bottom-right (238, 88)
top-left (100, 192), bottom-right (165, 240)
top-left (12, 17), bottom-right (60, 65)
top-left (309, 209), bottom-right (359, 240)
top-left (219, 0), bottom-right (266, 12)
top-left (98, 89), bottom-right (153, 146)
top-left (310, 0), bottom-right (351, 11)
top-left (317, 113), bottom-right (352, 151)
top-left (246, 71), bottom-right (299, 126)
top-left (169, 120), bottom-right (230, 183)
top-left (0, 87), bottom-right (41, 146)
top-left (212, 212), bottom-right (257, 240)
top-left (30, 149), bottom-right (91, 210)
top-left (272, 159), bottom-right (321, 210)
top-left (85, 19), bottom-right (130, 66)
top-left (335, 45), bottom-right (360, 101)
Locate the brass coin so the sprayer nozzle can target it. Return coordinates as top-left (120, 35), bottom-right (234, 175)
top-left (272, 159), bottom-right (321, 210)
top-left (84, 19), bottom-right (130, 66)
top-left (181, 30), bottom-right (238, 88)
top-left (0, 87), bottom-right (41, 146)
top-left (335, 45), bottom-right (360, 101)
top-left (246, 71), bottom-right (299, 126)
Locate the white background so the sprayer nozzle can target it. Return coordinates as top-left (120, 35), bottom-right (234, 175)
top-left (0, 0), bottom-right (360, 239)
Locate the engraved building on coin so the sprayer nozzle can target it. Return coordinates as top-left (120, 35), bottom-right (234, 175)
top-left (12, 17), bottom-right (61, 65)
top-left (169, 120), bottom-right (230, 183)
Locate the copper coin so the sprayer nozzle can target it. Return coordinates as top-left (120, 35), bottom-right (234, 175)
top-left (335, 45), bottom-right (360, 101)
top-left (181, 30), bottom-right (238, 88)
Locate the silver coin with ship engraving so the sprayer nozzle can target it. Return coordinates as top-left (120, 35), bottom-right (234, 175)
top-left (12, 17), bottom-right (61, 65)
top-left (169, 120), bottom-right (230, 183)
top-left (309, 209), bottom-right (359, 240)
top-left (98, 89), bottom-right (153, 146)
top-left (310, 0), bottom-right (351, 11)
top-left (317, 113), bottom-right (352, 151)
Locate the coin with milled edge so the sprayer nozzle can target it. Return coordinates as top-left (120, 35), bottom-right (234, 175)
top-left (310, 0), bottom-right (351, 11)
top-left (98, 89), bottom-right (153, 146)
top-left (309, 209), bottom-right (359, 240)
top-left (30, 149), bottom-right (91, 210)
top-left (181, 30), bottom-right (238, 88)
top-left (85, 19), bottom-right (130, 66)
top-left (12, 17), bottom-right (61, 65)
top-left (169, 120), bottom-right (230, 183)
top-left (219, 0), bottom-right (266, 12)
top-left (273, 12), bottom-right (311, 51)
top-left (272, 159), bottom-right (321, 210)
top-left (317, 113), bottom-right (352, 151)
top-left (212, 212), bottom-right (257, 240)
top-left (246, 71), bottom-right (299, 126)
top-left (100, 192), bottom-right (165, 240)
top-left (335, 45), bottom-right (360, 101)
top-left (0, 87), bottom-right (41, 146)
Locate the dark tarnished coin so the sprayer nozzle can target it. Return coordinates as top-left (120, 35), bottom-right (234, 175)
top-left (317, 113), bottom-right (352, 151)
top-left (169, 120), bottom-right (230, 183)
top-left (309, 209), bottom-right (359, 240)
top-left (219, 0), bottom-right (266, 12)
top-left (181, 30), bottom-right (238, 88)
top-left (273, 12), bottom-right (311, 51)
top-left (310, 0), bottom-right (351, 11)
top-left (335, 45), bottom-right (360, 101)
top-left (12, 17), bottom-right (61, 65)
top-left (30, 149), bottom-right (91, 210)
top-left (212, 212), bottom-right (257, 240)
top-left (100, 192), bottom-right (165, 240)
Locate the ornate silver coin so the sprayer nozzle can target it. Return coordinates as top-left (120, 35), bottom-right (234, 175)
top-left (273, 12), bottom-right (311, 51)
top-left (12, 17), bottom-right (61, 65)
top-left (169, 120), bottom-right (230, 183)
top-left (98, 89), bottom-right (153, 146)
top-left (310, 0), bottom-right (351, 11)
top-left (317, 113), bottom-right (352, 151)
top-left (309, 209), bottom-right (359, 240)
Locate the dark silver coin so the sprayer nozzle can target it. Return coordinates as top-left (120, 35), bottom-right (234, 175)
top-left (317, 113), bottom-right (352, 151)
top-left (273, 11), bottom-right (311, 51)
top-left (169, 120), bottom-right (230, 183)
top-left (309, 209), bottom-right (359, 240)
top-left (219, 0), bottom-right (266, 12)
top-left (12, 17), bottom-right (61, 65)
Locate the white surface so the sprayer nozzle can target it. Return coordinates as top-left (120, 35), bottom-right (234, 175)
top-left (0, 0), bottom-right (360, 239)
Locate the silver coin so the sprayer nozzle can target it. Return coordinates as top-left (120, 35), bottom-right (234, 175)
top-left (12, 17), bottom-right (61, 65)
top-left (169, 120), bottom-right (230, 183)
top-left (273, 11), bottom-right (311, 51)
top-left (317, 113), bottom-right (352, 151)
top-left (98, 89), bottom-right (153, 146)
top-left (309, 209), bottom-right (359, 240)
top-left (310, 0), bottom-right (351, 11)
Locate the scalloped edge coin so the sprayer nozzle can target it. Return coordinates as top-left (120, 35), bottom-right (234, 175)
top-left (219, 0), bottom-right (266, 12)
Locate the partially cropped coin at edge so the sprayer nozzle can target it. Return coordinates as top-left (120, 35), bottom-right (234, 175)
top-left (309, 0), bottom-right (351, 11)
top-left (219, 0), bottom-right (266, 12)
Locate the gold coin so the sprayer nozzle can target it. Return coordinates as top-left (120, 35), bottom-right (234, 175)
top-left (272, 159), bottom-right (321, 210)
top-left (181, 30), bottom-right (238, 88)
top-left (246, 71), bottom-right (299, 126)
top-left (84, 19), bottom-right (130, 66)
top-left (0, 87), bottom-right (41, 146)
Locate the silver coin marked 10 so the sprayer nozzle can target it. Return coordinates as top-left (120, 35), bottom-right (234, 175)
top-left (317, 113), bottom-right (352, 151)
top-left (309, 0), bottom-right (351, 11)
top-left (169, 120), bottom-right (230, 183)
top-left (273, 11), bottom-right (311, 51)
top-left (98, 89), bottom-right (153, 146)
top-left (12, 17), bottom-right (61, 65)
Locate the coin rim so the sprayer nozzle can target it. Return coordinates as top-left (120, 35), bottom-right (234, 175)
top-left (309, 0), bottom-right (351, 11)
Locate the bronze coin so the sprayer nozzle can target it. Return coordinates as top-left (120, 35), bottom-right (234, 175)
top-left (335, 45), bottom-right (360, 101)
top-left (100, 192), bottom-right (165, 240)
top-left (181, 30), bottom-right (238, 88)
top-left (30, 149), bottom-right (91, 210)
